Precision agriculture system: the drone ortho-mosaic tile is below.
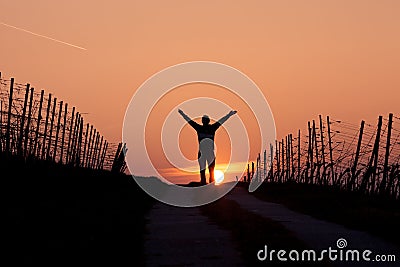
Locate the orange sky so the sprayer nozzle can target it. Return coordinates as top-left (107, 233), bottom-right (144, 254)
top-left (1, 1), bottom-right (399, 182)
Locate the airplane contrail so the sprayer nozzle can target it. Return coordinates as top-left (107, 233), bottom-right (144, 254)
top-left (0, 22), bottom-right (87, 51)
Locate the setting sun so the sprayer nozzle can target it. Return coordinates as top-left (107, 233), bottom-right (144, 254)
top-left (214, 170), bottom-right (224, 185)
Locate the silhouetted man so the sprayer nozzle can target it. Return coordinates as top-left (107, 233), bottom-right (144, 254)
top-left (178, 109), bottom-right (237, 185)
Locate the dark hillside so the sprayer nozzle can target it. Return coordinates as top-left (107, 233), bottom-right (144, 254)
top-left (2, 156), bottom-right (153, 266)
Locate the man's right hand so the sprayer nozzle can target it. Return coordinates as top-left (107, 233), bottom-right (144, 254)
top-left (228, 110), bottom-right (237, 116)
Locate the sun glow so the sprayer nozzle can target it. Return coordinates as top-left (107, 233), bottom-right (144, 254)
top-left (214, 170), bottom-right (224, 185)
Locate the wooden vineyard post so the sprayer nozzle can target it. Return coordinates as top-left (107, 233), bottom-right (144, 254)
top-left (113, 142), bottom-right (127, 173)
top-left (112, 142), bottom-right (122, 173)
top-left (0, 100), bottom-right (2, 153)
top-left (286, 134), bottom-right (293, 181)
top-left (290, 134), bottom-right (295, 181)
top-left (88, 131), bottom-right (96, 168)
top-left (312, 120), bottom-right (321, 185)
top-left (283, 138), bottom-right (287, 182)
top-left (95, 136), bottom-right (103, 169)
top-left (270, 144), bottom-right (274, 181)
top-left (59, 103), bottom-right (68, 163)
top-left (0, 71), bottom-right (1, 141)
top-left (361, 116), bottom-right (382, 194)
top-left (82, 123), bottom-right (89, 167)
top-left (46, 98), bottom-right (57, 160)
top-left (5, 78), bottom-right (14, 154)
top-left (70, 113), bottom-right (80, 165)
top-left (23, 87), bottom-right (34, 157)
top-left (96, 137), bottom-right (103, 169)
top-left (371, 116), bottom-right (383, 194)
top-left (349, 120), bottom-right (365, 191)
top-left (297, 129), bottom-right (301, 182)
top-left (99, 141), bottom-right (108, 170)
top-left (33, 90), bottom-right (44, 157)
top-left (247, 163), bottom-right (250, 183)
top-left (285, 136), bottom-right (290, 181)
top-left (77, 118), bottom-right (84, 166)
top-left (88, 129), bottom-right (97, 168)
top-left (66, 107), bottom-right (75, 164)
top-left (18, 83), bottom-right (30, 156)
top-left (260, 153), bottom-right (262, 182)
top-left (53, 101), bottom-right (63, 161)
top-left (281, 139), bottom-right (285, 182)
top-left (90, 131), bottom-right (100, 169)
top-left (251, 161), bottom-right (255, 181)
top-left (380, 113), bottom-right (393, 195)
top-left (307, 121), bottom-right (313, 184)
top-left (73, 113), bottom-right (82, 165)
top-left (256, 154), bottom-right (259, 183)
top-left (326, 116), bottom-right (335, 185)
top-left (319, 115), bottom-right (327, 185)
top-left (91, 133), bottom-right (98, 169)
top-left (69, 112), bottom-right (78, 164)
top-left (92, 133), bottom-right (100, 169)
top-left (0, 100), bottom-right (2, 132)
top-left (85, 125), bottom-right (93, 167)
top-left (276, 140), bottom-right (280, 183)
top-left (95, 132), bottom-right (100, 168)
top-left (263, 149), bottom-right (267, 182)
top-left (41, 94), bottom-right (52, 159)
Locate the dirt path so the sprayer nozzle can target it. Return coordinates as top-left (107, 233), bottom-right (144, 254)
top-left (144, 202), bottom-right (243, 267)
top-left (145, 187), bottom-right (399, 266)
top-left (226, 187), bottom-right (399, 267)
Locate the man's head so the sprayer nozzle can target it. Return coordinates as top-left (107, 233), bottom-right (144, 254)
top-left (202, 115), bottom-right (210, 125)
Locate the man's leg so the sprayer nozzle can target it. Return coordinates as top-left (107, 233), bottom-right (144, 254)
top-left (208, 159), bottom-right (215, 183)
top-left (198, 151), bottom-right (207, 185)
top-left (207, 150), bottom-right (216, 183)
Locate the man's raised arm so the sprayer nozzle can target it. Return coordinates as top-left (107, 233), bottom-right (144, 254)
top-left (178, 109), bottom-right (201, 130)
top-left (217, 110), bottom-right (237, 125)
top-left (178, 109), bottom-right (191, 122)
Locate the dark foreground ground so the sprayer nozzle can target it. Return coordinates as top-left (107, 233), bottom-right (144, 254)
top-left (4, 158), bottom-right (399, 266)
top-left (3, 156), bottom-right (154, 266)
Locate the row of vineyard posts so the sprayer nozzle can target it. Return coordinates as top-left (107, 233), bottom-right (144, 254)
top-left (244, 113), bottom-right (400, 199)
top-left (0, 73), bottom-right (126, 173)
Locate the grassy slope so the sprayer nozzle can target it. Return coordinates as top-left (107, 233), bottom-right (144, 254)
top-left (3, 157), bottom-right (154, 266)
